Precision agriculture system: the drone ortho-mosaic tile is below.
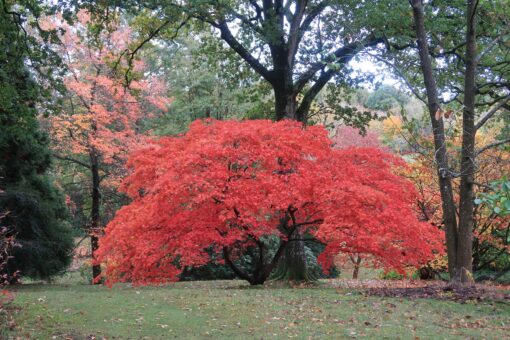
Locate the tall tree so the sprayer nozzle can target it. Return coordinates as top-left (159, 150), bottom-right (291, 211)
top-left (382, 111), bottom-right (510, 280)
top-left (0, 1), bottom-right (74, 281)
top-left (377, 0), bottom-right (509, 282)
top-left (45, 10), bottom-right (169, 283)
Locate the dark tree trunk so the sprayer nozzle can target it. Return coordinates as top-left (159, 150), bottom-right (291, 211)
top-left (274, 88), bottom-right (299, 121)
top-left (411, 0), bottom-right (479, 283)
top-left (455, 0), bottom-right (478, 283)
top-left (273, 72), bottom-right (309, 281)
top-left (282, 239), bottom-right (307, 281)
top-left (271, 237), bottom-right (316, 282)
top-left (273, 61), bottom-right (304, 123)
top-left (90, 151), bottom-right (102, 284)
top-left (223, 237), bottom-right (288, 285)
top-left (410, 0), bottom-right (459, 279)
top-left (351, 255), bottom-right (362, 279)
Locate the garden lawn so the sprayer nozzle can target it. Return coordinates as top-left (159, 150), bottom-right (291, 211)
top-left (6, 280), bottom-right (510, 339)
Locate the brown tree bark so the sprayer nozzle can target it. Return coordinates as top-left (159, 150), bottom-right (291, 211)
top-left (410, 0), bottom-right (480, 283)
top-left (410, 0), bottom-right (459, 279)
top-left (90, 150), bottom-right (102, 284)
top-left (351, 255), bottom-right (362, 279)
top-left (455, 0), bottom-right (478, 283)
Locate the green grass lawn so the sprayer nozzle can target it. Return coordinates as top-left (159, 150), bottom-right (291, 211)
top-left (5, 279), bottom-right (510, 339)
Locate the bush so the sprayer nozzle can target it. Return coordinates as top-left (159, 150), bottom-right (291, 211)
top-left (0, 187), bottom-right (74, 280)
top-left (380, 270), bottom-right (404, 280)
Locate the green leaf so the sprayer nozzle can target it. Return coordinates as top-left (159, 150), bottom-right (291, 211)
top-left (505, 199), bottom-right (510, 211)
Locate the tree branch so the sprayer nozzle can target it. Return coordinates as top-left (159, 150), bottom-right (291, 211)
top-left (223, 246), bottom-right (253, 282)
top-left (53, 154), bottom-right (91, 169)
top-left (294, 36), bottom-right (384, 94)
top-left (226, 8), bottom-right (264, 36)
top-left (475, 95), bottom-right (510, 130)
top-left (293, 219), bottom-right (324, 228)
top-left (288, 0), bottom-right (321, 65)
top-left (476, 138), bottom-right (510, 156)
top-left (217, 21), bottom-right (273, 83)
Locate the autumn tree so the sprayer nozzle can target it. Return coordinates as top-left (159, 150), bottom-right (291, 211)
top-left (380, 104), bottom-right (510, 280)
top-left (332, 126), bottom-right (382, 150)
top-left (410, 132), bottom-right (509, 280)
top-left (406, 0), bottom-right (509, 283)
top-left (46, 11), bottom-right (169, 283)
top-left (96, 119), bottom-right (442, 286)
top-left (353, 0), bottom-right (510, 282)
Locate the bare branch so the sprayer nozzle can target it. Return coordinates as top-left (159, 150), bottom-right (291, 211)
top-left (476, 138), bottom-right (510, 156)
top-left (475, 95), bottom-right (510, 130)
top-left (217, 21), bottom-right (273, 83)
top-left (294, 36), bottom-right (383, 94)
top-left (53, 154), bottom-right (91, 169)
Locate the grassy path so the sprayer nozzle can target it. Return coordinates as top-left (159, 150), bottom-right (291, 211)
top-left (5, 280), bottom-right (510, 339)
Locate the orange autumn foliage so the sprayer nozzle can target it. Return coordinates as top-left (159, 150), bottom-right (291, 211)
top-left (47, 10), bottom-right (169, 186)
top-left (383, 115), bottom-right (510, 271)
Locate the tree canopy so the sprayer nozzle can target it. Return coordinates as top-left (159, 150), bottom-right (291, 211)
top-left (79, 0), bottom-right (386, 124)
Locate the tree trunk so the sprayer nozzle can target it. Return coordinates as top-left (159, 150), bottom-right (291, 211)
top-left (410, 0), bottom-right (459, 279)
top-left (90, 151), bottom-right (102, 284)
top-left (352, 255), bottom-right (362, 279)
top-left (455, 0), bottom-right (478, 283)
top-left (223, 237), bottom-right (288, 285)
top-left (272, 238), bottom-right (313, 281)
top-left (273, 74), bottom-right (310, 281)
top-left (272, 229), bottom-right (322, 282)
top-left (274, 87), bottom-right (300, 121)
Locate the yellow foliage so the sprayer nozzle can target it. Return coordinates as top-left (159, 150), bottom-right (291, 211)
top-left (382, 116), bottom-right (402, 135)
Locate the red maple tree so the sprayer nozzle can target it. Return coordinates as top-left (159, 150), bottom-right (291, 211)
top-left (96, 119), bottom-right (443, 285)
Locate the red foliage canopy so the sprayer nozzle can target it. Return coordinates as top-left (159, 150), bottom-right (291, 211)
top-left (96, 120), bottom-right (443, 285)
